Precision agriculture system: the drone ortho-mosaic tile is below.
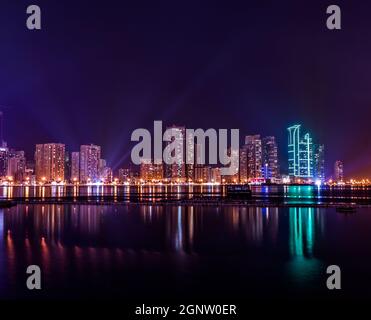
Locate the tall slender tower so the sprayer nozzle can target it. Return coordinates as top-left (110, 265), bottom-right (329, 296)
top-left (79, 144), bottom-right (101, 183)
top-left (245, 135), bottom-right (262, 180)
top-left (287, 125), bottom-right (313, 179)
top-left (262, 136), bottom-right (279, 180)
top-left (164, 125), bottom-right (186, 183)
top-left (334, 160), bottom-right (344, 182)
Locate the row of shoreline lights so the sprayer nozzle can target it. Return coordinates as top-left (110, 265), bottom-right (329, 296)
top-left (1, 176), bottom-right (371, 186)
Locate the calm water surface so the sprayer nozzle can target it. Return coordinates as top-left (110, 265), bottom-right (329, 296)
top-left (0, 202), bottom-right (371, 300)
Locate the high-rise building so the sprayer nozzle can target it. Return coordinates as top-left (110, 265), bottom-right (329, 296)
top-left (314, 144), bottom-right (325, 182)
top-left (194, 143), bottom-right (204, 183)
top-left (100, 166), bottom-right (113, 183)
top-left (222, 147), bottom-right (239, 183)
top-left (334, 160), bottom-right (344, 182)
top-left (287, 125), bottom-right (313, 179)
top-left (164, 125), bottom-right (186, 182)
top-left (262, 136), bottom-right (279, 180)
top-left (7, 150), bottom-right (26, 182)
top-left (239, 146), bottom-right (248, 183)
top-left (64, 151), bottom-right (71, 182)
top-left (211, 167), bottom-right (221, 184)
top-left (245, 135), bottom-right (262, 180)
top-left (118, 168), bottom-right (131, 183)
top-left (35, 143), bottom-right (65, 182)
top-left (71, 152), bottom-right (80, 182)
top-left (140, 159), bottom-right (163, 182)
top-left (79, 144), bottom-right (101, 183)
top-left (0, 147), bottom-right (8, 178)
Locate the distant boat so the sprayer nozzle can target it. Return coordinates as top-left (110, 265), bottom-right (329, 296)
top-left (226, 185), bottom-right (252, 199)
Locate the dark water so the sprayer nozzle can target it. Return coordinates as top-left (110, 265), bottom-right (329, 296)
top-left (1, 203), bottom-right (371, 300)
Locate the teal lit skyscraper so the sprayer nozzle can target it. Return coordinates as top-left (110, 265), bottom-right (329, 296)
top-left (287, 125), bottom-right (314, 179)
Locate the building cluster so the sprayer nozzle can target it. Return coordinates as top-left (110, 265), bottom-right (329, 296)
top-left (0, 112), bottom-right (348, 185)
top-left (135, 125), bottom-right (280, 184)
top-left (0, 135), bottom-right (114, 185)
top-left (34, 143), bottom-right (113, 184)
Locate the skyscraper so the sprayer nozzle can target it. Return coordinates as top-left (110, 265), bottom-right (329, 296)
top-left (0, 147), bottom-right (8, 178)
top-left (287, 125), bottom-right (313, 179)
top-left (222, 147), bottom-right (239, 183)
top-left (239, 145), bottom-right (248, 183)
top-left (164, 125), bottom-right (186, 182)
top-left (79, 144), bottom-right (101, 183)
top-left (245, 135), bottom-right (262, 180)
top-left (334, 160), bottom-right (344, 182)
top-left (35, 143), bottom-right (65, 182)
top-left (262, 136), bottom-right (279, 180)
top-left (71, 152), bottom-right (80, 182)
top-left (7, 150), bottom-right (26, 182)
top-left (314, 144), bottom-right (325, 182)
top-left (140, 159), bottom-right (163, 182)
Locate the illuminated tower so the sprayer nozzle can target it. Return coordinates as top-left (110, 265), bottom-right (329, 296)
top-left (71, 152), bottom-right (80, 182)
top-left (288, 125), bottom-right (300, 177)
top-left (79, 144), bottom-right (101, 183)
top-left (239, 145), bottom-right (248, 183)
top-left (7, 150), bottom-right (26, 182)
top-left (262, 136), bottom-right (279, 180)
top-left (287, 125), bottom-right (313, 179)
top-left (140, 159), bottom-right (163, 182)
top-left (245, 135), bottom-right (262, 180)
top-left (35, 143), bottom-right (65, 182)
top-left (164, 125), bottom-right (186, 183)
top-left (314, 144), bottom-right (325, 182)
top-left (334, 160), bottom-right (344, 182)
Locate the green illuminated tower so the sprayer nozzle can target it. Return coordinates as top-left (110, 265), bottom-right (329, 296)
top-left (287, 125), bottom-right (313, 179)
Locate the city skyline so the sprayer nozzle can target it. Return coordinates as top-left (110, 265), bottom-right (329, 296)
top-left (0, 112), bottom-right (357, 184)
top-left (1, 1), bottom-right (371, 179)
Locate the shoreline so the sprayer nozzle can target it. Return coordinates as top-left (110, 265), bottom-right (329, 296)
top-left (0, 197), bottom-right (369, 208)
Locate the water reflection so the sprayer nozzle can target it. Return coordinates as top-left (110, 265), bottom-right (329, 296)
top-left (3, 205), bottom-right (324, 255)
top-left (287, 207), bottom-right (323, 286)
top-left (1, 203), bottom-right (368, 299)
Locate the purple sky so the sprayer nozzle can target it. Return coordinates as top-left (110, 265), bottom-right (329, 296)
top-left (0, 0), bottom-right (370, 178)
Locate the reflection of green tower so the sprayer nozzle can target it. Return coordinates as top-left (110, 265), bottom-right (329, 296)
top-left (287, 125), bottom-right (313, 178)
top-left (289, 207), bottom-right (314, 257)
top-left (287, 208), bottom-right (321, 286)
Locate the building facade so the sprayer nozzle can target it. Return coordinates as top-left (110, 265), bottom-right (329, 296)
top-left (35, 143), bottom-right (65, 182)
top-left (334, 160), bottom-right (344, 182)
top-left (239, 146), bottom-right (248, 183)
top-left (71, 151), bottom-right (80, 182)
top-left (245, 135), bottom-right (262, 180)
top-left (79, 144), bottom-right (101, 183)
top-left (262, 136), bottom-right (279, 180)
top-left (140, 159), bottom-right (163, 182)
top-left (164, 126), bottom-right (186, 182)
top-left (7, 150), bottom-right (26, 182)
top-left (287, 125), bottom-right (314, 179)
top-left (314, 144), bottom-right (325, 182)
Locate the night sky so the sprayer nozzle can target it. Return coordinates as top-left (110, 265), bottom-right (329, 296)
top-left (0, 0), bottom-right (370, 178)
